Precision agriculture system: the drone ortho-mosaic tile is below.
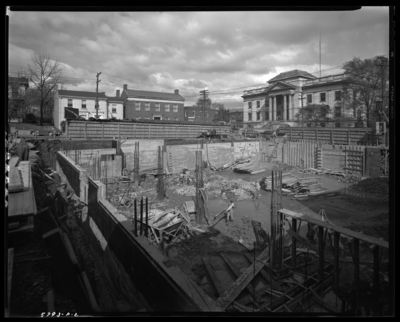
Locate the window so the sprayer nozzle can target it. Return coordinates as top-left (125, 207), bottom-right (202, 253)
top-left (257, 101), bottom-right (260, 108)
top-left (165, 104), bottom-right (170, 112)
top-left (335, 105), bottom-right (341, 118)
top-left (307, 94), bottom-right (312, 104)
top-left (265, 98), bottom-right (269, 107)
top-left (248, 102), bottom-right (252, 109)
top-left (320, 93), bottom-right (326, 102)
top-left (192, 111), bottom-right (195, 117)
top-left (307, 123), bottom-right (312, 127)
top-left (68, 99), bottom-right (73, 107)
top-left (135, 102), bottom-right (140, 111)
top-left (335, 123), bottom-right (341, 128)
top-left (265, 110), bottom-right (269, 121)
top-left (320, 122), bottom-right (326, 127)
top-left (248, 112), bottom-right (252, 121)
top-left (153, 116), bottom-right (161, 120)
top-left (173, 105), bottom-right (178, 112)
top-left (335, 91), bottom-right (341, 101)
top-left (82, 100), bottom-right (87, 109)
top-left (155, 103), bottom-right (160, 111)
top-left (111, 104), bottom-right (117, 113)
top-left (257, 111), bottom-right (261, 121)
top-left (145, 103), bottom-right (150, 111)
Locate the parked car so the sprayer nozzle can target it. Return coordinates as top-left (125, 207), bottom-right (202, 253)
top-left (11, 123), bottom-right (62, 136)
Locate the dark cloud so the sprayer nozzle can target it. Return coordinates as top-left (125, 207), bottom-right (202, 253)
top-left (9, 9), bottom-right (389, 102)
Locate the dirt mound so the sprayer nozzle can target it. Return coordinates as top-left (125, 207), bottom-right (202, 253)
top-left (350, 177), bottom-right (389, 196)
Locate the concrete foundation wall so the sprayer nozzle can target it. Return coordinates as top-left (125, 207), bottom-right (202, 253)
top-left (120, 139), bottom-right (164, 172)
top-left (166, 141), bottom-right (260, 173)
top-left (54, 151), bottom-right (219, 311)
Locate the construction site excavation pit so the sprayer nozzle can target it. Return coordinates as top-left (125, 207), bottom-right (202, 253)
top-left (27, 138), bottom-right (390, 315)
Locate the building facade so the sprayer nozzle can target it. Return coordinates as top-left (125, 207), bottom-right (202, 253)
top-left (242, 69), bottom-right (357, 128)
top-left (183, 106), bottom-right (217, 123)
top-left (53, 89), bottom-right (109, 129)
top-left (121, 85), bottom-right (185, 121)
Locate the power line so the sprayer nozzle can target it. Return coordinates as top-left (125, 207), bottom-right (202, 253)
top-left (9, 53), bottom-right (388, 99)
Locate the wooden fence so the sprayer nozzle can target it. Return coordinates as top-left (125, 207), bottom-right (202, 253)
top-left (65, 120), bottom-right (231, 140)
top-left (283, 127), bottom-right (388, 146)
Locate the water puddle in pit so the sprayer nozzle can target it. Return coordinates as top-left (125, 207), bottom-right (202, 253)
top-left (207, 198), bottom-right (272, 234)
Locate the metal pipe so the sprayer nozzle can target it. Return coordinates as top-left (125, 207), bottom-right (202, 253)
top-left (140, 198), bottom-right (144, 236)
top-left (145, 197), bottom-right (148, 238)
top-left (134, 199), bottom-right (137, 237)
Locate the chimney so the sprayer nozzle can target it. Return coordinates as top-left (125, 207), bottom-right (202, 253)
top-left (175, 89), bottom-right (179, 95)
top-left (116, 89), bottom-right (120, 97)
top-left (123, 84), bottom-right (128, 90)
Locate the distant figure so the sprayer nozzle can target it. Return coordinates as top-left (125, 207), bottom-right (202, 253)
top-left (254, 181), bottom-right (260, 199)
top-left (17, 138), bottom-right (30, 161)
top-left (226, 200), bottom-right (235, 222)
top-left (272, 131), bottom-right (277, 142)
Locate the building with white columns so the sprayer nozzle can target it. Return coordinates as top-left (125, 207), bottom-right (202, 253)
top-left (242, 69), bottom-right (316, 128)
top-left (242, 69), bottom-right (356, 128)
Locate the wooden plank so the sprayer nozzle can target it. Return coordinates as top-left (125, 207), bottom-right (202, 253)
top-left (9, 156), bottom-right (20, 168)
top-left (216, 245), bottom-right (270, 310)
top-left (5, 248), bottom-right (14, 317)
top-left (309, 288), bottom-right (340, 313)
top-left (220, 253), bottom-right (262, 305)
top-left (280, 209), bottom-right (388, 249)
top-left (243, 252), bottom-right (285, 292)
top-left (202, 257), bottom-right (224, 297)
top-left (8, 161), bottom-right (37, 217)
top-left (9, 167), bottom-right (24, 193)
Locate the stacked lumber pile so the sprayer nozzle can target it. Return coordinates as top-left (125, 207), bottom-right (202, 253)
top-left (300, 167), bottom-right (364, 184)
top-left (259, 173), bottom-right (330, 198)
top-left (232, 158), bottom-right (267, 175)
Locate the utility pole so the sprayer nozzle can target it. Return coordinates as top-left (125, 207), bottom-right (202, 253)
top-left (95, 72), bottom-right (102, 118)
top-left (199, 89), bottom-right (209, 124)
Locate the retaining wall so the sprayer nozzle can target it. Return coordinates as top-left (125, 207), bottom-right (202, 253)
top-left (166, 140), bottom-right (260, 173)
top-left (55, 151), bottom-right (220, 312)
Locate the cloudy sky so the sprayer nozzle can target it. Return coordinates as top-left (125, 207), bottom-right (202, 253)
top-left (8, 7), bottom-right (389, 109)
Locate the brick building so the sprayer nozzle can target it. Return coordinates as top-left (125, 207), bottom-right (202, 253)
top-left (121, 85), bottom-right (185, 121)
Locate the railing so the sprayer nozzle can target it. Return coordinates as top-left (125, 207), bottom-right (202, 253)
top-left (243, 87), bottom-right (268, 95)
top-left (304, 74), bottom-right (346, 86)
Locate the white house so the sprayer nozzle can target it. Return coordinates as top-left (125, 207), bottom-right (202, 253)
top-left (53, 89), bottom-right (124, 129)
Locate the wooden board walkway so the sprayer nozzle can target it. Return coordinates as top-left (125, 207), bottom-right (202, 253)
top-left (8, 161), bottom-right (37, 217)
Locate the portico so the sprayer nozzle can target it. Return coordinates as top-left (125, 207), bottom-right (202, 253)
top-left (266, 81), bottom-right (297, 121)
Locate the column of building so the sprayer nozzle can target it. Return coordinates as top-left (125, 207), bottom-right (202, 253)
top-left (268, 96), bottom-right (272, 121)
top-left (243, 102), bottom-right (248, 123)
top-left (252, 101), bottom-right (257, 122)
top-left (283, 94), bottom-right (287, 121)
top-left (273, 96), bottom-right (277, 121)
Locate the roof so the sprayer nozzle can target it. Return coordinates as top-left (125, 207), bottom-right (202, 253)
top-left (124, 89), bottom-right (185, 101)
top-left (107, 97), bottom-right (125, 102)
top-left (58, 90), bottom-right (107, 99)
top-left (268, 69), bottom-right (316, 83)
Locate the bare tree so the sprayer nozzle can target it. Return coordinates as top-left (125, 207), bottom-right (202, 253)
top-left (7, 74), bottom-right (28, 122)
top-left (29, 54), bottom-right (63, 125)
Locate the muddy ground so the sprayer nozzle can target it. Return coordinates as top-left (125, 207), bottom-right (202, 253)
top-left (108, 166), bottom-right (390, 314)
top-left (8, 139), bottom-right (390, 315)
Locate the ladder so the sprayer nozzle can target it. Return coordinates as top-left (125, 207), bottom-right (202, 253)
top-left (267, 142), bottom-right (278, 163)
